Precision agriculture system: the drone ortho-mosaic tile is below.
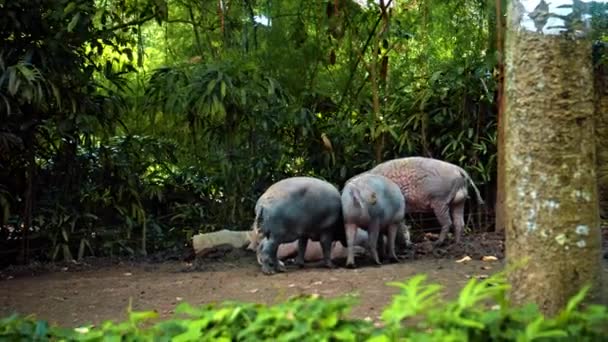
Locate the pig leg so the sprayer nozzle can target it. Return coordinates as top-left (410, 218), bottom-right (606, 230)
top-left (387, 223), bottom-right (400, 262)
top-left (296, 237), bottom-right (308, 268)
top-left (432, 203), bottom-right (453, 247)
top-left (345, 223), bottom-right (359, 268)
top-left (260, 237), bottom-right (285, 275)
top-left (451, 200), bottom-right (466, 244)
top-left (367, 222), bottom-right (382, 266)
top-left (377, 233), bottom-right (385, 261)
top-left (319, 232), bottom-right (336, 269)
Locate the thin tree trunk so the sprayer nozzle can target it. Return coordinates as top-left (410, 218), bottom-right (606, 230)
top-left (20, 134), bottom-right (35, 265)
top-left (504, 1), bottom-right (603, 315)
top-left (244, 0), bottom-right (257, 51)
top-left (188, 7), bottom-right (203, 56)
top-left (369, 32), bottom-right (383, 164)
top-left (141, 216), bottom-right (147, 256)
top-left (218, 0), bottom-right (225, 36)
top-left (218, 0), bottom-right (230, 49)
top-left (371, 0), bottom-right (392, 164)
top-left (379, 0), bottom-right (389, 84)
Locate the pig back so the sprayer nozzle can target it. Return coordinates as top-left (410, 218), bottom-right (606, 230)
top-left (343, 173), bottom-right (405, 224)
top-left (258, 177), bottom-right (342, 235)
top-left (369, 158), bottom-right (429, 212)
top-left (370, 157), bottom-right (466, 212)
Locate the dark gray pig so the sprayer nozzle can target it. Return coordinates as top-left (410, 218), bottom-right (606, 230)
top-left (369, 157), bottom-right (484, 246)
top-left (250, 176), bottom-right (346, 275)
top-left (341, 173), bottom-right (406, 268)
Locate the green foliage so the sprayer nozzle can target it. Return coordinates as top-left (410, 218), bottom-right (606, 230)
top-left (0, 0), bottom-right (167, 262)
top-left (1, 272), bottom-right (607, 341)
top-left (378, 273), bottom-right (608, 341)
top-left (5, 0), bottom-right (583, 262)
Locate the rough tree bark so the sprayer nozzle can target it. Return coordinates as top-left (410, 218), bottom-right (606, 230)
top-left (504, 0), bottom-right (603, 315)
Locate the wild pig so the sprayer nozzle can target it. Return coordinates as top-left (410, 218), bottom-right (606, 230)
top-left (341, 173), bottom-right (406, 268)
top-left (249, 176), bottom-right (346, 275)
top-left (369, 157), bottom-right (484, 246)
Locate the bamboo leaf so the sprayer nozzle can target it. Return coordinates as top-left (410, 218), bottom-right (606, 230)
top-left (68, 12), bottom-right (81, 32)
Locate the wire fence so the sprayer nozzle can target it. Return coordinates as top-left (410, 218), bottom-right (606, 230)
top-left (404, 209), bottom-right (497, 234)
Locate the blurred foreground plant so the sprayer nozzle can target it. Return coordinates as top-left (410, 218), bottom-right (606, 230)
top-left (1, 270), bottom-right (606, 341)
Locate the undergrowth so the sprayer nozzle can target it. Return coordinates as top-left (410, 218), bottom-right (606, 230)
top-left (1, 271), bottom-right (606, 341)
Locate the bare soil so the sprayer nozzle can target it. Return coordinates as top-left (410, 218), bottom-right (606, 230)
top-left (0, 231), bottom-right (605, 329)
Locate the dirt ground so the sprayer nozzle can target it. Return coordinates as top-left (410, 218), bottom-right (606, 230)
top-left (0, 231), bottom-right (606, 329)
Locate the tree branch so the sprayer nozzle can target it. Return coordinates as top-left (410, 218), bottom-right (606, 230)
top-left (98, 14), bottom-right (156, 35)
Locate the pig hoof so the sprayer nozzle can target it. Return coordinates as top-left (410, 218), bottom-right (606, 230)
top-left (324, 261), bottom-right (336, 269)
top-left (261, 266), bottom-right (276, 275)
top-left (276, 263), bottom-right (287, 273)
top-left (432, 248), bottom-right (446, 258)
top-left (433, 240), bottom-right (447, 248)
top-left (345, 262), bottom-right (356, 269)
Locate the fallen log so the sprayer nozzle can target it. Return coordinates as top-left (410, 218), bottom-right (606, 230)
top-left (192, 229), bottom-right (253, 257)
top-left (192, 228), bottom-right (368, 262)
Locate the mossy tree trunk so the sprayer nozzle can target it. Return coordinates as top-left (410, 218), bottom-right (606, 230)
top-left (504, 0), bottom-right (603, 315)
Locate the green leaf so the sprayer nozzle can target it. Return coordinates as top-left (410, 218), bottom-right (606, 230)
top-left (61, 228), bottom-right (69, 242)
top-left (62, 244), bottom-right (73, 261)
top-left (64, 2), bottom-right (77, 15)
top-left (565, 285), bottom-right (590, 314)
top-left (333, 329), bottom-right (357, 341)
top-left (206, 79), bottom-right (217, 96)
top-left (172, 319), bottom-right (210, 342)
top-left (366, 334), bottom-right (390, 342)
top-left (220, 81), bottom-right (226, 99)
top-left (67, 12), bottom-right (81, 32)
top-left (320, 311), bottom-right (338, 329)
top-left (33, 320), bottom-right (48, 338)
top-left (128, 310), bottom-right (159, 324)
top-left (78, 239), bottom-right (86, 260)
top-left (7, 68), bottom-right (19, 95)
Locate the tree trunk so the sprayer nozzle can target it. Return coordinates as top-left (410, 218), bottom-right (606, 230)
top-left (369, 19), bottom-right (383, 164)
top-left (504, 0), bottom-right (603, 315)
top-left (188, 7), bottom-right (203, 56)
top-left (19, 133), bottom-right (35, 265)
top-left (371, 0), bottom-right (391, 164)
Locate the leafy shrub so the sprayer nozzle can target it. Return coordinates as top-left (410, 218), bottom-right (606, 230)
top-left (1, 271), bottom-right (606, 341)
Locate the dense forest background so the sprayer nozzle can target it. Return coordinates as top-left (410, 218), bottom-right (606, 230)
top-left (1, 0), bottom-right (606, 265)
